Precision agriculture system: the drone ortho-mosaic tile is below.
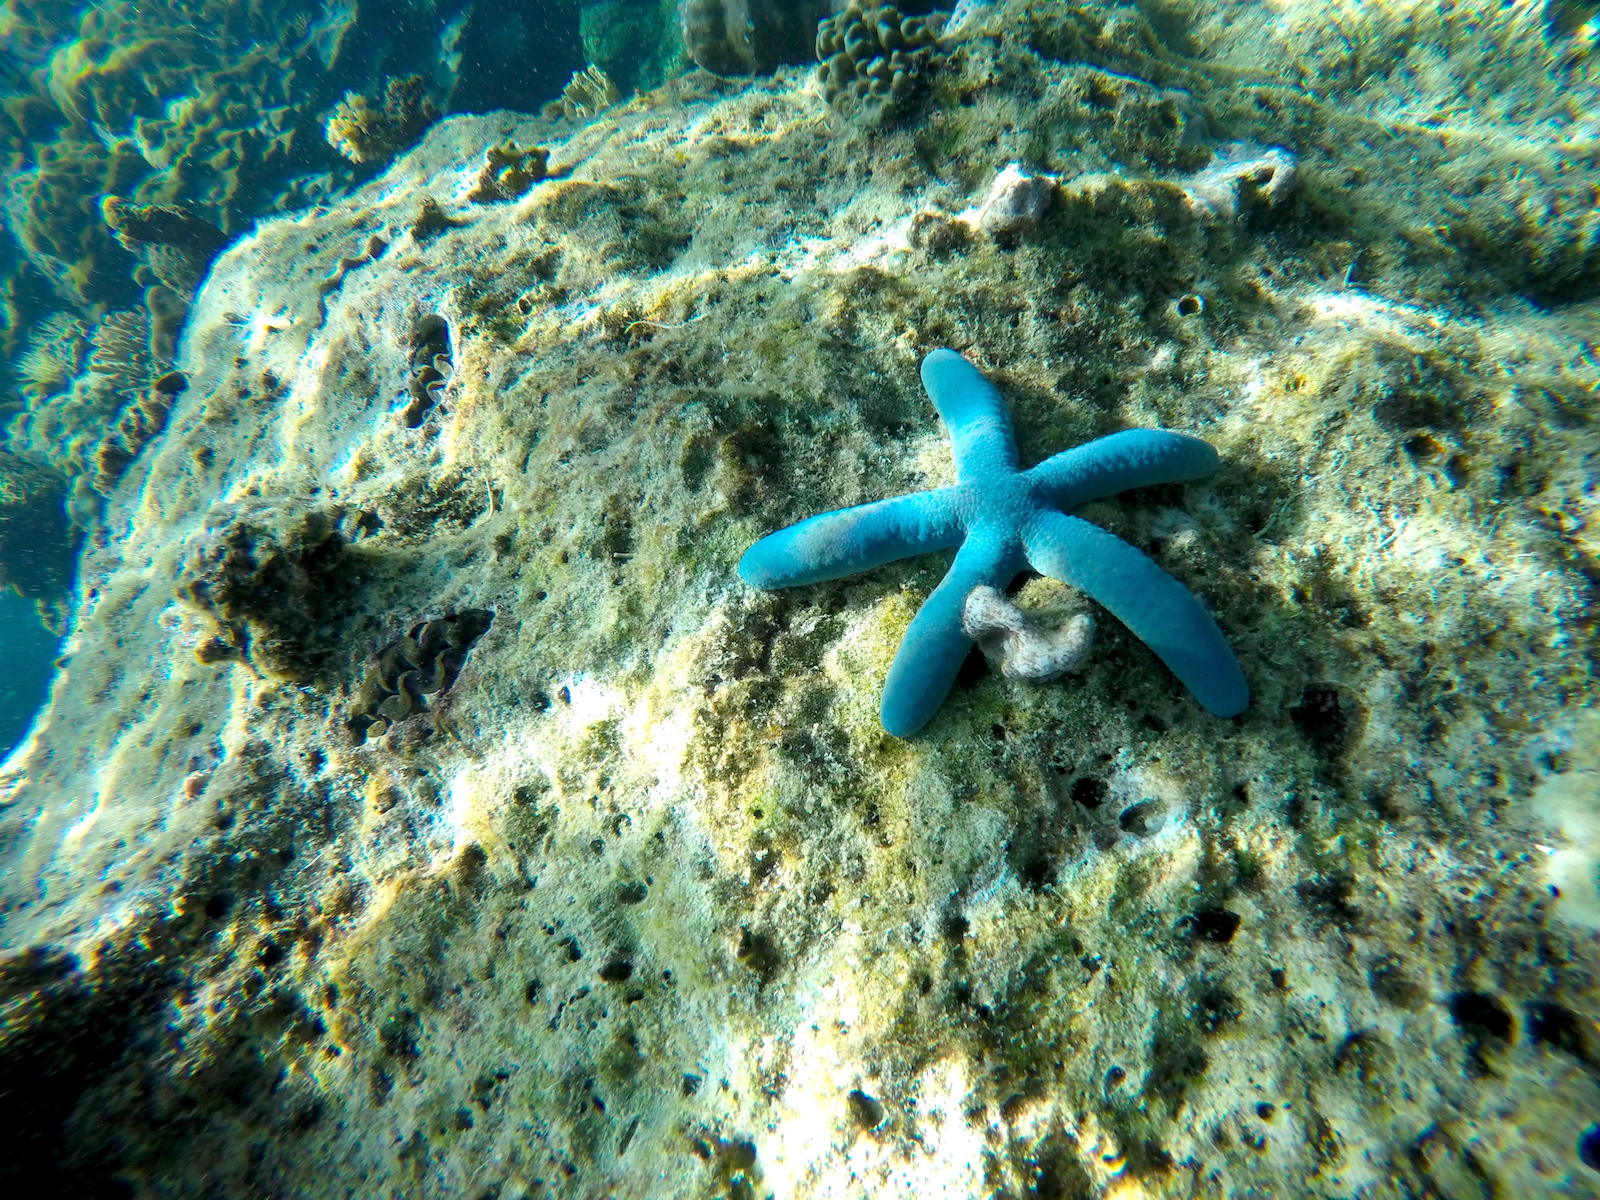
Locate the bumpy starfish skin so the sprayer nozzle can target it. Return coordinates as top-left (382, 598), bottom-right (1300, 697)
top-left (739, 348), bottom-right (1249, 736)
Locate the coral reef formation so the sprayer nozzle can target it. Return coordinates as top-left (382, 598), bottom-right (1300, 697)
top-left (325, 75), bottom-right (441, 166)
top-left (1, 1), bottom-right (1597, 1197)
top-left (180, 507), bottom-right (352, 680)
top-left (0, 0), bottom-right (586, 415)
top-left (815, 1), bottom-right (945, 113)
top-left (12, 314), bottom-right (85, 403)
top-left (555, 63), bottom-right (624, 120)
top-left (100, 195), bottom-right (229, 294)
top-left (86, 307), bottom-right (160, 396)
top-left (90, 370), bottom-right (185, 495)
top-left (467, 142), bottom-right (550, 203)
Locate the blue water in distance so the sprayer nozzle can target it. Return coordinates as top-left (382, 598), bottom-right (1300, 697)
top-left (0, 590), bottom-right (59, 760)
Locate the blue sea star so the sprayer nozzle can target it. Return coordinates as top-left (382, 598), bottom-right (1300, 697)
top-left (739, 348), bottom-right (1249, 736)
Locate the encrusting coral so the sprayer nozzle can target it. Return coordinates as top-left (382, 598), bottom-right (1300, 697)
top-left (90, 370), bottom-right (186, 496)
top-left (739, 349), bottom-right (1248, 735)
top-left (467, 142), bottom-right (549, 203)
top-left (179, 507), bottom-right (352, 680)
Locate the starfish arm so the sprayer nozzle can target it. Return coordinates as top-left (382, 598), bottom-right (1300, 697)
top-left (739, 489), bottom-right (962, 589)
top-left (1025, 429), bottom-right (1220, 509)
top-left (881, 528), bottom-right (1020, 737)
top-left (1023, 510), bottom-right (1248, 717)
top-left (921, 349), bottom-right (1019, 482)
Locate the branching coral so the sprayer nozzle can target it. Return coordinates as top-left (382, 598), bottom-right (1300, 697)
top-left (14, 314), bottom-right (87, 403)
top-left (325, 74), bottom-right (439, 165)
top-left (556, 64), bottom-right (622, 120)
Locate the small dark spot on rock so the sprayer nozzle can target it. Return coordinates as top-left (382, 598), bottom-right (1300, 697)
top-left (1579, 1125), bottom-right (1600, 1172)
top-left (1070, 777), bottom-right (1107, 808)
top-left (1448, 990), bottom-right (1512, 1043)
top-left (682, 1073), bottom-right (702, 1096)
top-left (1290, 683), bottom-right (1360, 756)
top-left (1332, 1028), bottom-right (1394, 1084)
top-left (1403, 433), bottom-right (1445, 463)
top-left (1256, 1102), bottom-right (1276, 1120)
top-left (1118, 799), bottom-right (1162, 835)
top-left (1368, 955), bottom-right (1424, 1008)
top-left (1269, 967), bottom-right (1287, 989)
top-left (598, 957), bottom-right (633, 983)
top-left (1194, 985), bottom-right (1241, 1034)
top-left (846, 1089), bottom-right (884, 1130)
top-left (1296, 872), bottom-right (1359, 928)
top-left (379, 1010), bottom-right (420, 1060)
top-left (749, 845), bottom-right (780, 881)
top-left (1528, 1000), bottom-right (1591, 1064)
top-left (736, 927), bottom-right (780, 982)
top-left (1185, 907), bottom-right (1241, 943)
top-left (616, 881), bottom-right (648, 905)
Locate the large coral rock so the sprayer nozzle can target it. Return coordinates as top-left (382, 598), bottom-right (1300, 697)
top-left (1, 2), bottom-right (1597, 1196)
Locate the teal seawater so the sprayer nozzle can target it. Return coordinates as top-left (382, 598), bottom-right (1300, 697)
top-left (0, 590), bottom-right (58, 759)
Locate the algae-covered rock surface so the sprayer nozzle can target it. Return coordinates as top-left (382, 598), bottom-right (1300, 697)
top-left (2, 1), bottom-right (1598, 1196)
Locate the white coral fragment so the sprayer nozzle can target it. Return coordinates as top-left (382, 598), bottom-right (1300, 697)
top-left (961, 585), bottom-right (1094, 683)
top-left (1181, 143), bottom-right (1298, 219)
top-left (975, 162), bottom-right (1055, 239)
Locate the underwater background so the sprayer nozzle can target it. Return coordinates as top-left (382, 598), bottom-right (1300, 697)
top-left (2, 0), bottom-right (1599, 1196)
